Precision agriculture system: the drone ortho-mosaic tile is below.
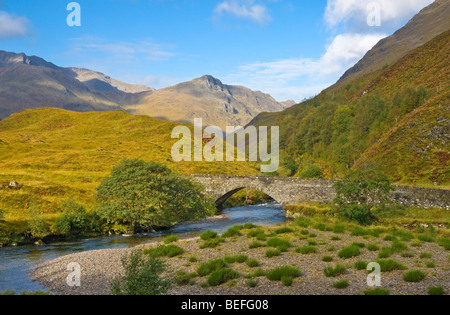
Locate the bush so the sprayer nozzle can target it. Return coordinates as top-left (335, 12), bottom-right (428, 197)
top-left (419, 253), bottom-right (432, 259)
top-left (378, 247), bottom-right (393, 259)
top-left (403, 270), bottom-right (426, 283)
top-left (200, 238), bottom-right (225, 249)
top-left (110, 250), bottom-right (171, 295)
top-left (247, 279), bottom-right (259, 288)
top-left (296, 246), bottom-right (317, 255)
top-left (437, 238), bottom-right (450, 250)
top-left (376, 259), bottom-right (406, 272)
top-left (207, 268), bottom-right (239, 286)
top-left (52, 200), bottom-right (89, 236)
top-left (197, 259), bottom-right (227, 276)
top-left (333, 169), bottom-right (393, 225)
top-left (97, 160), bottom-right (214, 233)
top-left (174, 271), bottom-right (196, 286)
top-left (322, 256), bottom-right (333, 262)
top-left (28, 215), bottom-right (50, 239)
top-left (299, 165), bottom-right (323, 179)
top-left (266, 249), bottom-right (281, 258)
top-left (247, 229), bottom-right (265, 238)
top-left (201, 230), bottom-right (218, 241)
top-left (333, 280), bottom-right (349, 289)
top-left (275, 227), bottom-right (294, 234)
top-left (324, 265), bottom-right (347, 277)
top-left (267, 237), bottom-right (291, 252)
top-left (222, 226), bottom-right (243, 238)
top-left (246, 259), bottom-right (260, 268)
top-left (163, 234), bottom-right (178, 244)
top-left (338, 245), bottom-right (361, 259)
top-left (417, 234), bottom-right (435, 243)
top-left (267, 266), bottom-right (302, 281)
top-left (224, 255), bottom-right (248, 264)
top-left (354, 261), bottom-right (368, 270)
top-left (145, 245), bottom-right (184, 258)
top-left (249, 241), bottom-right (265, 249)
top-left (428, 286), bottom-right (445, 296)
top-left (333, 225), bottom-right (345, 234)
top-left (281, 276), bottom-right (293, 287)
top-left (367, 244), bottom-right (379, 252)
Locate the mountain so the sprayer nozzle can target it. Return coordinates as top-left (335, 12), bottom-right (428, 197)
top-left (65, 67), bottom-right (154, 94)
top-left (334, 0), bottom-right (450, 88)
top-left (126, 75), bottom-right (293, 129)
top-left (0, 108), bottom-right (260, 219)
top-left (250, 3), bottom-right (449, 187)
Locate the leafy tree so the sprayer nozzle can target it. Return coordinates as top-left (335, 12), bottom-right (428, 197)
top-left (110, 250), bottom-right (171, 295)
top-left (96, 159), bottom-right (215, 233)
top-left (0, 209), bottom-right (5, 220)
top-left (27, 204), bottom-right (50, 239)
top-left (334, 169), bottom-right (394, 225)
top-left (52, 199), bottom-right (89, 236)
top-left (281, 155), bottom-right (298, 177)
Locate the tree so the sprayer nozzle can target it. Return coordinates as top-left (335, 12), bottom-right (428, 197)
top-left (299, 164), bottom-right (324, 179)
top-left (96, 159), bottom-right (215, 233)
top-left (52, 199), bottom-right (89, 236)
top-left (110, 250), bottom-right (171, 295)
top-left (0, 209), bottom-right (5, 220)
top-left (334, 169), bottom-right (394, 225)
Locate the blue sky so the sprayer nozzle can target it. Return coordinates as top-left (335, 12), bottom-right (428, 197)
top-left (0, 0), bottom-right (434, 101)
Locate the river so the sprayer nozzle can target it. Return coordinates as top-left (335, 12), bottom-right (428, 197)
top-left (0, 202), bottom-right (285, 293)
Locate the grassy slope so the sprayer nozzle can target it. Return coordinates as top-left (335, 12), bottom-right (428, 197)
top-left (251, 30), bottom-right (449, 187)
top-left (0, 108), bottom-right (260, 229)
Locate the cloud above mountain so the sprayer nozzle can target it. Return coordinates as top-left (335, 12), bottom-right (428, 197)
top-left (0, 11), bottom-right (30, 40)
top-left (214, 0), bottom-right (273, 25)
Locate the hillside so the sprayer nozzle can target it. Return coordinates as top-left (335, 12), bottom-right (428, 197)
top-left (127, 75), bottom-right (293, 129)
top-left (0, 108), bottom-right (260, 226)
top-left (334, 0), bottom-right (450, 88)
top-left (250, 29), bottom-right (449, 187)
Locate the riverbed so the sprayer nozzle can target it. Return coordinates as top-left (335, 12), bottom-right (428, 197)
top-left (0, 203), bottom-right (285, 293)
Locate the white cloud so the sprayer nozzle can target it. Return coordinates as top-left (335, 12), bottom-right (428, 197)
top-left (0, 11), bottom-right (31, 40)
top-left (214, 0), bottom-right (272, 25)
top-left (325, 0), bottom-right (434, 28)
top-left (225, 33), bottom-right (386, 101)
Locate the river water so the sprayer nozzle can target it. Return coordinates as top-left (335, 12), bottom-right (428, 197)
top-left (0, 203), bottom-right (285, 293)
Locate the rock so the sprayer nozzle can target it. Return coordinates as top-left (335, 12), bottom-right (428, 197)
top-left (8, 181), bottom-right (20, 189)
top-left (35, 240), bottom-right (45, 246)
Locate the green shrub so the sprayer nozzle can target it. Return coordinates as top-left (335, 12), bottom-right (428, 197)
top-left (224, 255), bottom-right (248, 264)
top-left (417, 234), bottom-right (435, 243)
top-left (296, 246), bottom-right (317, 255)
top-left (300, 229), bottom-right (310, 235)
top-left (275, 227), bottom-right (294, 234)
top-left (110, 250), bottom-right (171, 295)
top-left (281, 276), bottom-right (293, 287)
top-left (376, 259), bottom-right (407, 272)
top-left (425, 261), bottom-right (435, 268)
top-left (354, 261), bottom-right (368, 270)
top-left (333, 280), bottom-right (349, 289)
top-left (256, 234), bottom-right (267, 241)
top-left (208, 268), bottom-right (239, 286)
top-left (295, 217), bottom-right (311, 228)
top-left (174, 271), bottom-right (197, 286)
top-left (163, 234), bottom-right (178, 244)
top-left (420, 253), bottom-right (432, 259)
top-left (267, 237), bottom-right (291, 250)
top-left (299, 164), bottom-right (323, 179)
top-left (145, 245), bottom-right (184, 258)
top-left (315, 223), bottom-right (326, 231)
top-left (249, 241), bottom-right (265, 249)
top-left (363, 288), bottom-right (390, 295)
top-left (200, 238), bottom-right (225, 249)
top-left (333, 225), bottom-right (345, 234)
top-left (267, 266), bottom-right (302, 281)
top-left (189, 256), bottom-right (197, 263)
top-left (222, 226), bottom-right (243, 238)
top-left (403, 270), bottom-right (426, 283)
top-left (247, 229), bottom-right (265, 238)
top-left (428, 286), bottom-right (445, 296)
top-left (437, 238), bottom-right (450, 250)
top-left (322, 256), bottom-right (333, 262)
top-left (331, 236), bottom-right (341, 241)
top-left (392, 230), bottom-right (414, 242)
top-left (247, 279), bottom-right (259, 288)
top-left (197, 259), bottom-right (228, 276)
top-left (244, 223), bottom-right (258, 229)
top-left (338, 245), bottom-right (361, 259)
top-left (378, 247), bottom-right (393, 259)
top-left (246, 259), bottom-right (260, 268)
top-left (367, 244), bottom-right (379, 252)
top-left (324, 265), bottom-right (347, 277)
top-left (52, 200), bottom-right (89, 237)
top-left (391, 240), bottom-right (408, 253)
top-left (201, 230), bottom-right (218, 241)
top-left (266, 249), bottom-right (281, 258)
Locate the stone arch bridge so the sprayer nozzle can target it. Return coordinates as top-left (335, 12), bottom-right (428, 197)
top-left (191, 175), bottom-right (450, 210)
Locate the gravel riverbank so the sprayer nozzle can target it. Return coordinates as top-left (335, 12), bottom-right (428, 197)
top-left (32, 226), bottom-right (450, 295)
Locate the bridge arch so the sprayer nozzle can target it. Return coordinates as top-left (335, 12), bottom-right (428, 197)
top-left (214, 186), bottom-right (280, 210)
